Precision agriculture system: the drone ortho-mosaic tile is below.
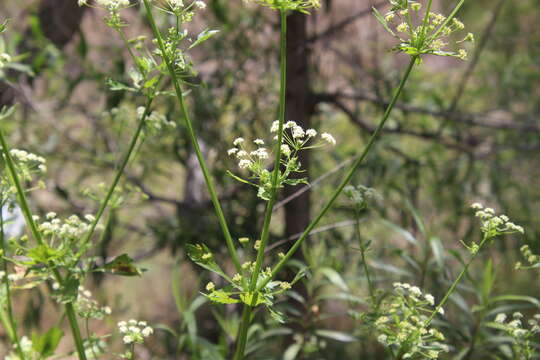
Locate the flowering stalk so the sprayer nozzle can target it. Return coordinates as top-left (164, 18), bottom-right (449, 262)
top-left (141, 0), bottom-right (242, 273)
top-left (0, 203), bottom-right (25, 360)
top-left (423, 233), bottom-right (487, 330)
top-left (256, 56), bottom-right (418, 293)
top-left (232, 9), bottom-right (289, 359)
top-left (0, 123), bottom-right (88, 360)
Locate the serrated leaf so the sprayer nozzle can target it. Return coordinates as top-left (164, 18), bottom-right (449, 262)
top-left (206, 290), bottom-right (239, 304)
top-left (267, 307), bottom-right (286, 324)
top-left (189, 29), bottom-right (219, 49)
top-left (101, 254), bottom-right (142, 276)
top-left (105, 78), bottom-right (136, 92)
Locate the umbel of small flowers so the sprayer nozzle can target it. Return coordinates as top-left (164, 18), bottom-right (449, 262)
top-left (373, 282), bottom-right (448, 359)
top-left (242, 0), bottom-right (320, 13)
top-left (373, 0), bottom-right (474, 60)
top-left (118, 320), bottom-right (154, 359)
top-left (460, 203), bottom-right (524, 255)
top-left (492, 312), bottom-right (540, 360)
top-left (5, 336), bottom-right (40, 360)
top-left (227, 121), bottom-right (336, 200)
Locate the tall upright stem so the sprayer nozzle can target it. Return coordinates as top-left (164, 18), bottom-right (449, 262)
top-left (232, 10), bottom-right (288, 360)
top-left (0, 202), bottom-right (25, 359)
top-left (0, 126), bottom-right (88, 360)
top-left (142, 0), bottom-right (242, 273)
top-left (257, 56), bottom-right (418, 292)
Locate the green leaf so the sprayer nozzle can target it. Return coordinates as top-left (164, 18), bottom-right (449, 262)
top-left (101, 254), bottom-right (142, 276)
top-left (319, 267), bottom-right (348, 291)
top-left (32, 327), bottom-right (63, 357)
top-left (240, 292), bottom-right (267, 307)
top-left (0, 19), bottom-right (9, 33)
top-left (186, 244), bottom-right (231, 282)
top-left (189, 29), bottom-right (219, 49)
top-left (206, 290), bottom-right (239, 304)
top-left (315, 330), bottom-right (356, 342)
top-left (283, 342), bottom-right (302, 360)
top-left (105, 78), bottom-right (136, 92)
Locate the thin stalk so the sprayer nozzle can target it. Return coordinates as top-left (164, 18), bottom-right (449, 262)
top-left (0, 203), bottom-right (25, 359)
top-left (355, 208), bottom-right (375, 304)
top-left (258, 56), bottom-right (418, 292)
top-left (424, 234), bottom-right (490, 326)
top-left (141, 0), bottom-right (242, 272)
top-left (0, 127), bottom-right (88, 360)
top-left (233, 10), bottom-right (288, 360)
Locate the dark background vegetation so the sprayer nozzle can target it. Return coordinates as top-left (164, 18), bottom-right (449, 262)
top-left (1, 0), bottom-right (540, 358)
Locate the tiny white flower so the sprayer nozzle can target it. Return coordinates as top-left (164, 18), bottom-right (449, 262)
top-left (238, 159), bottom-right (252, 169)
top-left (194, 0), bottom-right (206, 9)
top-left (254, 139), bottom-right (265, 145)
top-left (123, 335), bottom-right (133, 344)
top-left (321, 132), bottom-right (336, 145)
top-left (233, 137), bottom-right (245, 146)
top-left (306, 129), bottom-right (317, 137)
top-left (142, 326), bottom-right (154, 337)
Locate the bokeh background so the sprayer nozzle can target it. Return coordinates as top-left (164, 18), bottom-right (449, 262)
top-left (1, 0), bottom-right (540, 358)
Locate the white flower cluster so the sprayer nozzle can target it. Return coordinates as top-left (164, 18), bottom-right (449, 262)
top-left (167, 0), bottom-right (206, 11)
top-left (0, 53), bottom-right (11, 69)
top-left (228, 137), bottom-right (269, 170)
top-left (374, 283), bottom-right (448, 359)
top-left (494, 312), bottom-right (539, 358)
top-left (74, 286), bottom-right (112, 319)
top-left (5, 336), bottom-right (40, 360)
top-left (37, 213), bottom-right (94, 242)
top-left (471, 203), bottom-right (524, 237)
top-left (9, 149), bottom-right (47, 175)
top-left (118, 319), bottom-right (154, 344)
top-left (95, 0), bottom-right (130, 10)
top-left (227, 121), bottom-right (336, 200)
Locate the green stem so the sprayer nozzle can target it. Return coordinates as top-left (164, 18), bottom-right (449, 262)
top-left (424, 234), bottom-right (490, 326)
top-left (0, 203), bottom-right (25, 359)
top-left (141, 0), bottom-right (242, 273)
top-left (355, 208), bottom-right (375, 304)
top-left (0, 124), bottom-right (88, 360)
top-left (233, 10), bottom-right (288, 360)
top-left (257, 56), bottom-right (418, 292)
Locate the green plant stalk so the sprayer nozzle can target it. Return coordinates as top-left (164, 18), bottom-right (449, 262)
top-left (424, 233), bottom-right (490, 326)
top-left (355, 208), bottom-right (375, 304)
top-left (141, 0), bottom-right (242, 273)
top-left (0, 126), bottom-right (88, 360)
top-left (233, 10), bottom-right (288, 360)
top-left (0, 203), bottom-right (25, 359)
top-left (257, 56), bottom-right (418, 292)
